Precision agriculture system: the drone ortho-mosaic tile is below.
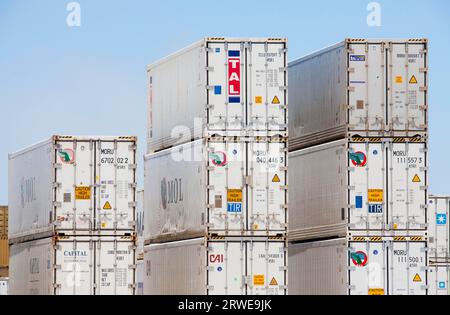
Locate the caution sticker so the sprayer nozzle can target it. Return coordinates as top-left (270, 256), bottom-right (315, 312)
top-left (271, 96), bottom-right (280, 105)
top-left (369, 288), bottom-right (385, 295)
top-left (413, 274), bottom-right (422, 282)
top-left (103, 201), bottom-right (112, 210)
top-left (227, 189), bottom-right (243, 203)
top-left (412, 174), bottom-right (421, 183)
top-left (272, 174), bottom-right (281, 183)
top-left (269, 277), bottom-right (278, 286)
top-left (75, 186), bottom-right (91, 200)
top-left (255, 96), bottom-right (263, 104)
top-left (368, 189), bottom-right (383, 203)
top-left (395, 76), bottom-right (403, 84)
top-left (409, 75), bottom-right (418, 84)
top-left (253, 275), bottom-right (265, 286)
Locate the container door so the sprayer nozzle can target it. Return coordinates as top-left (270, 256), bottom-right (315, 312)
top-left (247, 241), bottom-right (286, 295)
top-left (428, 198), bottom-right (450, 258)
top-left (55, 140), bottom-right (94, 231)
top-left (388, 142), bottom-right (427, 231)
top-left (349, 241), bottom-right (387, 295)
top-left (247, 41), bottom-right (287, 132)
top-left (55, 240), bottom-right (94, 295)
top-left (349, 142), bottom-right (386, 230)
top-left (248, 141), bottom-right (287, 233)
top-left (428, 266), bottom-right (450, 295)
top-left (96, 140), bottom-right (136, 232)
top-left (208, 141), bottom-right (246, 233)
top-left (207, 241), bottom-right (245, 295)
top-left (95, 240), bottom-right (135, 295)
top-left (207, 41), bottom-right (246, 131)
top-left (388, 43), bottom-right (427, 132)
top-left (348, 43), bottom-right (386, 131)
top-left (389, 241), bottom-right (427, 295)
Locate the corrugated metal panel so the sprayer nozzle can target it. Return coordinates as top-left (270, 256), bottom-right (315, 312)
top-left (0, 206), bottom-right (7, 237)
top-left (0, 238), bottom-right (8, 268)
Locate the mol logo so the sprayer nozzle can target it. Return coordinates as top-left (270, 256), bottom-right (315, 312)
top-left (58, 148), bottom-right (75, 164)
top-left (349, 151), bottom-right (367, 167)
top-left (228, 50), bottom-right (241, 104)
top-left (161, 177), bottom-right (183, 210)
top-left (210, 151), bottom-right (228, 167)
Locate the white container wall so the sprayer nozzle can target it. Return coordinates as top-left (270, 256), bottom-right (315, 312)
top-left (143, 237), bottom-right (287, 295)
top-left (0, 278), bottom-right (8, 295)
top-left (8, 136), bottom-right (137, 241)
top-left (428, 265), bottom-right (450, 295)
top-left (9, 236), bottom-right (135, 295)
top-left (428, 195), bottom-right (449, 259)
top-left (144, 137), bottom-right (287, 242)
top-left (289, 39), bottom-right (428, 150)
top-left (147, 38), bottom-right (288, 153)
top-left (136, 259), bottom-right (144, 295)
top-left (289, 237), bottom-right (428, 295)
top-left (288, 137), bottom-right (427, 241)
top-left (136, 189), bottom-right (144, 260)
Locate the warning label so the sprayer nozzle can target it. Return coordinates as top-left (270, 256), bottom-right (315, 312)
top-left (227, 189), bottom-right (243, 202)
top-left (103, 201), bottom-right (112, 210)
top-left (369, 288), bottom-right (385, 295)
top-left (75, 186), bottom-right (91, 200)
top-left (271, 96), bottom-right (280, 105)
top-left (412, 174), bottom-right (421, 183)
top-left (272, 174), bottom-right (281, 183)
top-left (409, 75), bottom-right (418, 84)
top-left (255, 96), bottom-right (263, 104)
top-left (269, 277), bottom-right (278, 286)
top-left (368, 189), bottom-right (383, 203)
top-left (395, 76), bottom-right (403, 84)
top-left (413, 274), bottom-right (422, 282)
top-left (253, 275), bottom-right (265, 286)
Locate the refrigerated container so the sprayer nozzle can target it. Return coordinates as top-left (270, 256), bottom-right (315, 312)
top-left (9, 235), bottom-right (135, 295)
top-left (0, 206), bottom-right (7, 237)
top-left (143, 237), bottom-right (287, 295)
top-left (428, 195), bottom-right (449, 259)
top-left (289, 38), bottom-right (428, 151)
top-left (147, 37), bottom-right (288, 153)
top-left (8, 136), bottom-right (137, 242)
top-left (429, 264), bottom-right (449, 295)
top-left (144, 137), bottom-right (288, 243)
top-left (289, 237), bottom-right (428, 295)
top-left (0, 278), bottom-right (8, 295)
top-left (289, 136), bottom-right (427, 241)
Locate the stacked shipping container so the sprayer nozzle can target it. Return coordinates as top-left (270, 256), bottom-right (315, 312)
top-left (143, 38), bottom-right (288, 295)
top-left (428, 195), bottom-right (450, 295)
top-left (287, 39), bottom-right (429, 295)
top-left (8, 136), bottom-right (137, 295)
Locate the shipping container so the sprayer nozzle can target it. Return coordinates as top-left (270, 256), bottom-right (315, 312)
top-left (428, 195), bottom-right (449, 259)
top-left (289, 39), bottom-right (428, 151)
top-left (429, 264), bottom-right (450, 295)
top-left (0, 238), bottom-right (8, 268)
top-left (8, 136), bottom-right (137, 242)
top-left (289, 136), bottom-right (427, 241)
top-left (289, 237), bottom-right (428, 295)
top-left (147, 37), bottom-right (288, 153)
top-left (9, 235), bottom-right (135, 295)
top-left (0, 206), bottom-right (7, 237)
top-left (0, 278), bottom-right (8, 295)
top-left (136, 259), bottom-right (144, 296)
top-left (144, 137), bottom-right (287, 242)
top-left (136, 190), bottom-right (145, 260)
top-left (143, 237), bottom-right (287, 295)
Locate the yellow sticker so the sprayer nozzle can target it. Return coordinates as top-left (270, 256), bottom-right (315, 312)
top-left (101, 222), bottom-right (107, 228)
top-left (413, 273), bottom-right (422, 282)
top-left (103, 201), bottom-right (112, 210)
top-left (272, 174), bottom-right (281, 183)
top-left (409, 75), bottom-right (418, 84)
top-left (75, 186), bottom-right (91, 200)
top-left (253, 275), bottom-right (265, 286)
top-left (412, 174), bottom-right (421, 183)
top-left (269, 277), bottom-right (278, 286)
top-left (253, 224), bottom-right (259, 230)
top-left (369, 288), bottom-right (385, 295)
top-left (368, 189), bottom-right (383, 203)
top-left (272, 96), bottom-right (281, 105)
top-left (395, 76), bottom-right (403, 84)
top-left (227, 189), bottom-right (243, 203)
top-left (255, 96), bottom-right (263, 104)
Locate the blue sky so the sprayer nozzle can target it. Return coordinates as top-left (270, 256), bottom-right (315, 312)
top-left (0, 0), bottom-right (449, 204)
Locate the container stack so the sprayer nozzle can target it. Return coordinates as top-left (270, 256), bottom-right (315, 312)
top-left (428, 195), bottom-right (450, 295)
top-left (8, 136), bottom-right (137, 295)
top-left (287, 39), bottom-right (429, 295)
top-left (143, 38), bottom-right (289, 295)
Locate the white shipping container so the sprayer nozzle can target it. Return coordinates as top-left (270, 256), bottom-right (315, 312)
top-left (147, 37), bottom-right (288, 153)
top-left (429, 265), bottom-right (450, 295)
top-left (136, 189), bottom-right (144, 260)
top-left (144, 137), bottom-right (287, 242)
top-left (428, 195), bottom-right (449, 259)
top-left (143, 237), bottom-right (287, 295)
top-left (289, 237), bottom-right (428, 295)
top-left (9, 236), bottom-right (135, 295)
top-left (8, 136), bottom-right (137, 241)
top-left (289, 137), bottom-right (427, 241)
top-left (0, 278), bottom-right (8, 295)
top-left (289, 39), bottom-right (428, 151)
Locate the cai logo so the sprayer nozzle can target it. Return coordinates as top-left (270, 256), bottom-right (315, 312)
top-left (210, 151), bottom-right (228, 167)
top-left (349, 151), bottom-right (367, 167)
top-left (58, 148), bottom-right (75, 164)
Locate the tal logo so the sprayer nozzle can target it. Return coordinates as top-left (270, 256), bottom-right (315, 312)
top-left (228, 50), bottom-right (241, 104)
